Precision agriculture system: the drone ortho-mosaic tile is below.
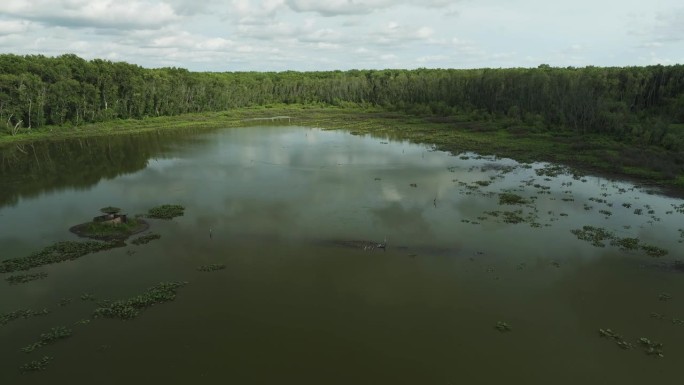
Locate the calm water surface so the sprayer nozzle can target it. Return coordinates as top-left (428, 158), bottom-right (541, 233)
top-left (1, 126), bottom-right (683, 384)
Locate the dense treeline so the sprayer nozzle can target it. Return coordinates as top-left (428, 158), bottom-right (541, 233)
top-left (1, 54), bottom-right (683, 149)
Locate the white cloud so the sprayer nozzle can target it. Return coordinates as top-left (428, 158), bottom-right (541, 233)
top-left (0, 0), bottom-right (682, 71)
top-left (0, 20), bottom-right (29, 36)
top-left (1, 0), bottom-right (180, 30)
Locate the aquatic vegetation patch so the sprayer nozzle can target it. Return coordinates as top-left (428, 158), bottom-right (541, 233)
top-left (535, 164), bottom-right (570, 177)
top-left (571, 226), bottom-right (669, 257)
top-left (498, 193), bottom-right (529, 205)
top-left (131, 233), bottom-right (161, 245)
top-left (495, 321), bottom-right (512, 332)
top-left (672, 203), bottom-right (684, 214)
top-left (93, 281), bottom-right (188, 320)
top-left (609, 237), bottom-right (640, 251)
top-left (6, 272), bottom-right (48, 285)
top-left (146, 204), bottom-right (185, 219)
top-left (22, 326), bottom-right (72, 353)
top-left (598, 328), bottom-right (634, 350)
top-left (197, 264), bottom-right (227, 272)
top-left (19, 356), bottom-right (53, 374)
top-left (0, 240), bottom-right (124, 273)
top-left (1, 309), bottom-right (50, 326)
top-left (570, 226), bottom-right (614, 247)
top-left (641, 245), bottom-right (668, 257)
top-left (76, 219), bottom-right (145, 240)
top-left (638, 338), bottom-right (664, 358)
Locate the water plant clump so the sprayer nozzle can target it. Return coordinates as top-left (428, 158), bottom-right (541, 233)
top-left (641, 244), bottom-right (668, 257)
top-left (570, 226), bottom-right (615, 247)
top-left (598, 328), bottom-right (633, 350)
top-left (22, 326), bottom-right (73, 353)
top-left (610, 237), bottom-right (640, 251)
top-left (146, 204), bottom-right (185, 219)
top-left (495, 321), bottom-right (512, 332)
top-left (6, 272), bottom-right (48, 285)
top-left (1, 309), bottom-right (50, 326)
top-left (0, 240), bottom-right (124, 273)
top-left (78, 219), bottom-right (145, 240)
top-left (197, 264), bottom-right (227, 272)
top-left (131, 233), bottom-right (161, 245)
top-left (93, 281), bottom-right (188, 320)
top-left (19, 356), bottom-right (53, 374)
top-left (498, 193), bottom-right (529, 205)
top-left (638, 338), bottom-right (664, 358)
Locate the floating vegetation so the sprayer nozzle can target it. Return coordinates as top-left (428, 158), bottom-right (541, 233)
top-left (1, 309), bottom-right (50, 326)
top-left (131, 233), bottom-right (161, 245)
top-left (59, 298), bottom-right (72, 307)
top-left (535, 164), bottom-right (569, 177)
top-left (474, 180), bottom-right (491, 187)
top-left (571, 226), bottom-right (668, 257)
top-left (622, 203), bottom-right (632, 208)
top-left (598, 209), bottom-right (612, 217)
top-left (498, 193), bottom-right (529, 205)
top-left (409, 183), bottom-right (417, 188)
top-left (610, 237), bottom-right (640, 251)
top-left (6, 272), bottom-right (48, 285)
top-left (72, 218), bottom-right (147, 240)
top-left (598, 328), bottom-right (633, 350)
top-left (672, 203), bottom-right (684, 214)
top-left (633, 208), bottom-right (643, 215)
top-left (495, 321), bottom-right (512, 332)
top-left (19, 356), bottom-right (53, 374)
top-left (638, 338), bottom-right (664, 358)
top-left (197, 264), bottom-right (227, 272)
top-left (570, 226), bottom-right (614, 247)
top-left (658, 293), bottom-right (672, 301)
top-left (0, 240), bottom-right (124, 273)
top-left (93, 281), bottom-right (188, 320)
top-left (80, 293), bottom-right (95, 301)
top-left (22, 326), bottom-right (72, 353)
top-left (147, 204), bottom-right (185, 219)
top-left (641, 245), bottom-right (668, 257)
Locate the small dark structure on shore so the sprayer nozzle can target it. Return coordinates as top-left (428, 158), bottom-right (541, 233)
top-left (93, 206), bottom-right (128, 225)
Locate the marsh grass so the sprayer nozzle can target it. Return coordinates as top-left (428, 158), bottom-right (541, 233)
top-left (197, 264), bottom-right (227, 272)
top-left (131, 233), bottom-right (161, 245)
top-left (146, 205), bottom-right (185, 220)
top-left (21, 326), bottom-right (72, 353)
top-left (0, 240), bottom-right (124, 273)
top-left (6, 272), bottom-right (48, 285)
top-left (1, 309), bottom-right (50, 326)
top-left (19, 356), bottom-right (53, 374)
top-left (93, 281), bottom-right (188, 320)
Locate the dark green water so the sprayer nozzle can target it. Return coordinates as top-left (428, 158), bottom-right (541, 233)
top-left (1, 126), bottom-right (683, 384)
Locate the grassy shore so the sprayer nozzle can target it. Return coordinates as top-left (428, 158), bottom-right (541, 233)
top-left (1, 104), bottom-right (683, 195)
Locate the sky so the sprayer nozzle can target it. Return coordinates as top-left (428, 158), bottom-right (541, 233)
top-left (0, 0), bottom-right (682, 72)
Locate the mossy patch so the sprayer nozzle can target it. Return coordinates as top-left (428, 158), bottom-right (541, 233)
top-left (93, 281), bottom-right (188, 320)
top-left (146, 204), bottom-right (185, 220)
top-left (0, 241), bottom-right (124, 273)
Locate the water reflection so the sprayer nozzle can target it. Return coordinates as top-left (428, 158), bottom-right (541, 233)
top-left (1, 126), bottom-right (683, 384)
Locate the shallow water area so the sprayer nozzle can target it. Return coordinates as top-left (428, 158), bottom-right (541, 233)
top-left (1, 126), bottom-right (683, 384)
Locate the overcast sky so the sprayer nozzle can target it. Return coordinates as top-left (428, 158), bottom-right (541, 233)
top-left (0, 0), bottom-right (682, 71)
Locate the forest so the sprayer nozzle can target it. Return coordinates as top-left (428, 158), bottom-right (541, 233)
top-left (1, 53), bottom-right (683, 151)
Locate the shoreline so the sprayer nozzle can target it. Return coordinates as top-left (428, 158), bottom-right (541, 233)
top-left (1, 105), bottom-right (682, 198)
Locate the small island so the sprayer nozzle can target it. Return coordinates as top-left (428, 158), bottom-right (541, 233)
top-left (69, 206), bottom-right (149, 241)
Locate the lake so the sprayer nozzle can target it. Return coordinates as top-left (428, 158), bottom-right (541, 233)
top-left (1, 126), bottom-right (683, 384)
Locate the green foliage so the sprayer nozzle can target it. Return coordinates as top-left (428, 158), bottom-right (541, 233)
top-left (99, 206), bottom-right (121, 214)
top-left (197, 264), bottom-right (226, 272)
top-left (498, 193), bottom-right (529, 205)
top-left (0, 309), bottom-right (50, 326)
top-left (1, 53), bottom-right (683, 154)
top-left (19, 356), bottom-right (53, 374)
top-left (0, 240), bottom-right (123, 273)
top-left (131, 233), bottom-right (161, 245)
top-left (6, 272), bottom-right (48, 285)
top-left (147, 204), bottom-right (185, 219)
top-left (82, 219), bottom-right (140, 239)
top-left (93, 281), bottom-right (187, 320)
top-left (21, 326), bottom-right (72, 353)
